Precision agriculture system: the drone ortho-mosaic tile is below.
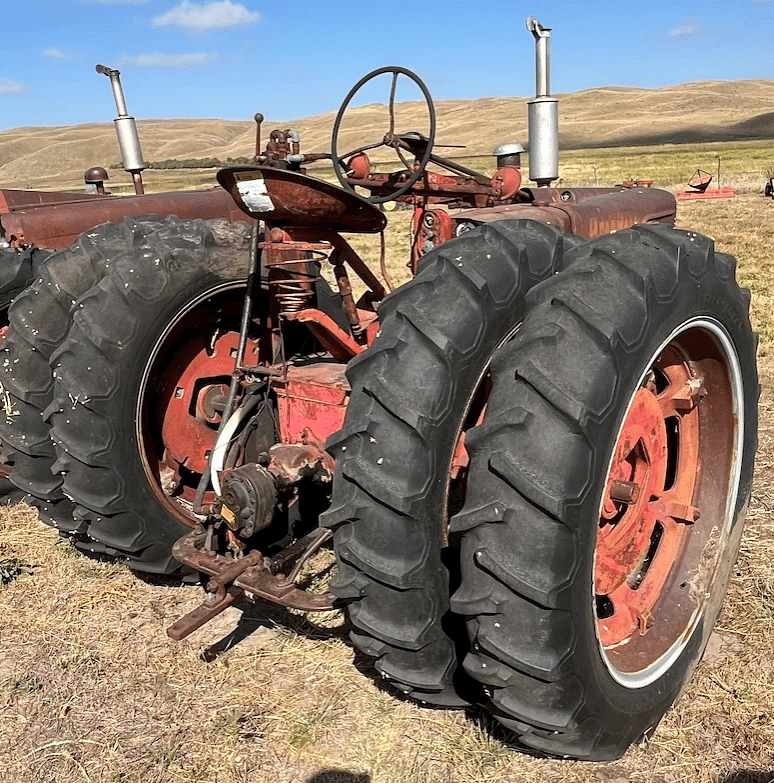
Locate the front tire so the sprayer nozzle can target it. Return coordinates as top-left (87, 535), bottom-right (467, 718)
top-left (451, 225), bottom-right (757, 760)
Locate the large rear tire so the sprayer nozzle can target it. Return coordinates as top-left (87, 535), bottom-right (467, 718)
top-left (0, 245), bottom-right (54, 503)
top-left (451, 225), bottom-right (757, 760)
top-left (0, 221), bottom-right (171, 516)
top-left (323, 220), bottom-right (569, 704)
top-left (46, 218), bottom-right (254, 572)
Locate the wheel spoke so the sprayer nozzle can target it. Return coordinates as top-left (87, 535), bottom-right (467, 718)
top-left (339, 140), bottom-right (385, 161)
top-left (647, 492), bottom-right (700, 525)
top-left (388, 71), bottom-right (398, 136)
top-left (595, 371), bottom-right (699, 646)
top-left (596, 339), bottom-right (708, 652)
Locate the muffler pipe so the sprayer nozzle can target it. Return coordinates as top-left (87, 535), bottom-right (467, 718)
top-left (96, 64), bottom-right (146, 194)
top-left (526, 17), bottom-right (559, 187)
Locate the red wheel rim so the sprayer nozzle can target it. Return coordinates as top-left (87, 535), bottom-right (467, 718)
top-left (137, 284), bottom-right (259, 527)
top-left (445, 325), bottom-right (520, 538)
top-left (594, 319), bottom-right (743, 684)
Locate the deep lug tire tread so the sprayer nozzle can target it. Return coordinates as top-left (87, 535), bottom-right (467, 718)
top-left (47, 218), bottom-right (253, 572)
top-left (323, 220), bottom-right (569, 701)
top-left (450, 225), bottom-right (758, 760)
top-left (0, 220), bottom-right (168, 513)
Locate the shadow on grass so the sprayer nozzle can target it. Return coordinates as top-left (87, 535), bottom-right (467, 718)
top-left (717, 773), bottom-right (774, 783)
top-left (304, 771), bottom-right (370, 783)
top-left (198, 593), bottom-right (350, 662)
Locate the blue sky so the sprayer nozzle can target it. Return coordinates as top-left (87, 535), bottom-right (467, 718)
top-left (0, 0), bottom-right (772, 131)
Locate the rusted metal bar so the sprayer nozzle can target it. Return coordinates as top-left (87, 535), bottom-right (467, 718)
top-left (167, 585), bottom-right (244, 641)
top-left (270, 527), bottom-right (333, 576)
top-left (331, 253), bottom-right (367, 344)
top-left (283, 308), bottom-right (363, 360)
top-left (326, 232), bottom-right (387, 302)
top-left (170, 532), bottom-right (335, 625)
top-left (456, 186), bottom-right (676, 240)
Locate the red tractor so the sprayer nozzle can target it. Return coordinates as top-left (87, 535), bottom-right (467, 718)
top-left (0, 18), bottom-right (757, 761)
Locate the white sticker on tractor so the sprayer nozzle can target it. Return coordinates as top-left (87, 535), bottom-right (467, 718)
top-left (237, 179), bottom-right (274, 213)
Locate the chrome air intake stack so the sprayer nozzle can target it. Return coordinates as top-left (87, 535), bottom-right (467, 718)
top-left (526, 17), bottom-right (559, 187)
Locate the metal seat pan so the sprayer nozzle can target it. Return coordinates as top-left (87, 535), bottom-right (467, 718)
top-left (217, 166), bottom-right (386, 234)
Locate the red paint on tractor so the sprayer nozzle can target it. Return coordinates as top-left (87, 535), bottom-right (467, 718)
top-left (157, 331), bottom-right (259, 480)
top-left (0, 187), bottom-right (247, 250)
top-left (273, 363), bottom-right (350, 445)
top-left (458, 186), bottom-right (676, 241)
top-left (596, 347), bottom-right (702, 647)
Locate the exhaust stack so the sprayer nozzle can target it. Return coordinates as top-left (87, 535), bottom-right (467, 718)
top-left (526, 17), bottom-right (559, 187)
top-left (96, 65), bottom-right (146, 195)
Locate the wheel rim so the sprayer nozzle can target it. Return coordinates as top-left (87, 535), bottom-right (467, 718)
top-left (445, 324), bottom-right (521, 537)
top-left (135, 282), bottom-right (258, 527)
top-left (594, 317), bottom-right (744, 687)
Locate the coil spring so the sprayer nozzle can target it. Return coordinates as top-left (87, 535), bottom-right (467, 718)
top-left (266, 253), bottom-right (323, 317)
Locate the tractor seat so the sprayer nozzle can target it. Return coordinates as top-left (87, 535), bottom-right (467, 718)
top-left (217, 166), bottom-right (386, 234)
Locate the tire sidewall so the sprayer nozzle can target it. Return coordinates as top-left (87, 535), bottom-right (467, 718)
top-left (567, 267), bottom-right (756, 727)
top-left (99, 272), bottom-right (248, 529)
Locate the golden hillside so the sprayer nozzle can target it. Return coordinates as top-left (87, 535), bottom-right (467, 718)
top-left (2, 79), bottom-right (773, 191)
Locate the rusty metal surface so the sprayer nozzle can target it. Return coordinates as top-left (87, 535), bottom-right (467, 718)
top-left (411, 207), bottom-right (455, 273)
top-left (273, 362), bottom-right (350, 445)
top-left (490, 166), bottom-right (522, 200)
top-left (350, 170), bottom-right (496, 208)
top-left (169, 531), bottom-right (335, 641)
top-left (687, 169), bottom-right (713, 192)
top-left (454, 186), bottom-right (676, 240)
top-left (596, 345), bottom-right (701, 651)
top-left (269, 527), bottom-right (332, 580)
top-left (327, 232), bottom-right (387, 304)
top-left (283, 308), bottom-right (363, 360)
top-left (1, 187), bottom-right (246, 249)
top-left (677, 188), bottom-right (736, 201)
top-left (268, 439), bottom-right (335, 486)
top-left (0, 188), bottom-right (100, 211)
top-left (159, 331), bottom-right (243, 478)
top-left (217, 166), bottom-right (387, 233)
top-left (167, 585), bottom-right (244, 641)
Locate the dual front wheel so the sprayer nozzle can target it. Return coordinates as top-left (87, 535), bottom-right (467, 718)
top-left (0, 218), bottom-right (757, 760)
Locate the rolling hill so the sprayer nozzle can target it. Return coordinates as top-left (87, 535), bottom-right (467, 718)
top-left (2, 79), bottom-right (773, 191)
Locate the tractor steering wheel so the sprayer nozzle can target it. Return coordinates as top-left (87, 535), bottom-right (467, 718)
top-left (331, 66), bottom-right (436, 204)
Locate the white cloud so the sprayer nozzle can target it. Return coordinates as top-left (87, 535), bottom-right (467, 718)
top-left (153, 1), bottom-right (260, 33)
top-left (116, 52), bottom-right (216, 68)
top-left (0, 78), bottom-right (27, 96)
top-left (41, 48), bottom-right (70, 60)
top-left (667, 21), bottom-right (704, 39)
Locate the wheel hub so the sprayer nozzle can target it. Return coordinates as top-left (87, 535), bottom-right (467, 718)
top-left (596, 387), bottom-right (668, 597)
top-left (596, 347), bottom-right (702, 648)
top-left (159, 331), bottom-right (241, 477)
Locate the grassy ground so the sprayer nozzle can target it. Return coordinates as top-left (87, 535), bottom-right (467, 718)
top-left (9, 133), bottom-right (772, 196)
top-left (122, 137), bottom-right (774, 196)
top-left (1, 189), bottom-right (773, 782)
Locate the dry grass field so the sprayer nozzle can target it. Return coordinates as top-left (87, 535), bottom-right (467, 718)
top-left (2, 77), bottom-right (774, 781)
top-left (2, 77), bottom-right (774, 193)
top-left (0, 190), bottom-right (773, 783)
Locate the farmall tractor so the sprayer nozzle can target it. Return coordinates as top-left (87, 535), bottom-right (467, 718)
top-left (0, 19), bottom-right (757, 761)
